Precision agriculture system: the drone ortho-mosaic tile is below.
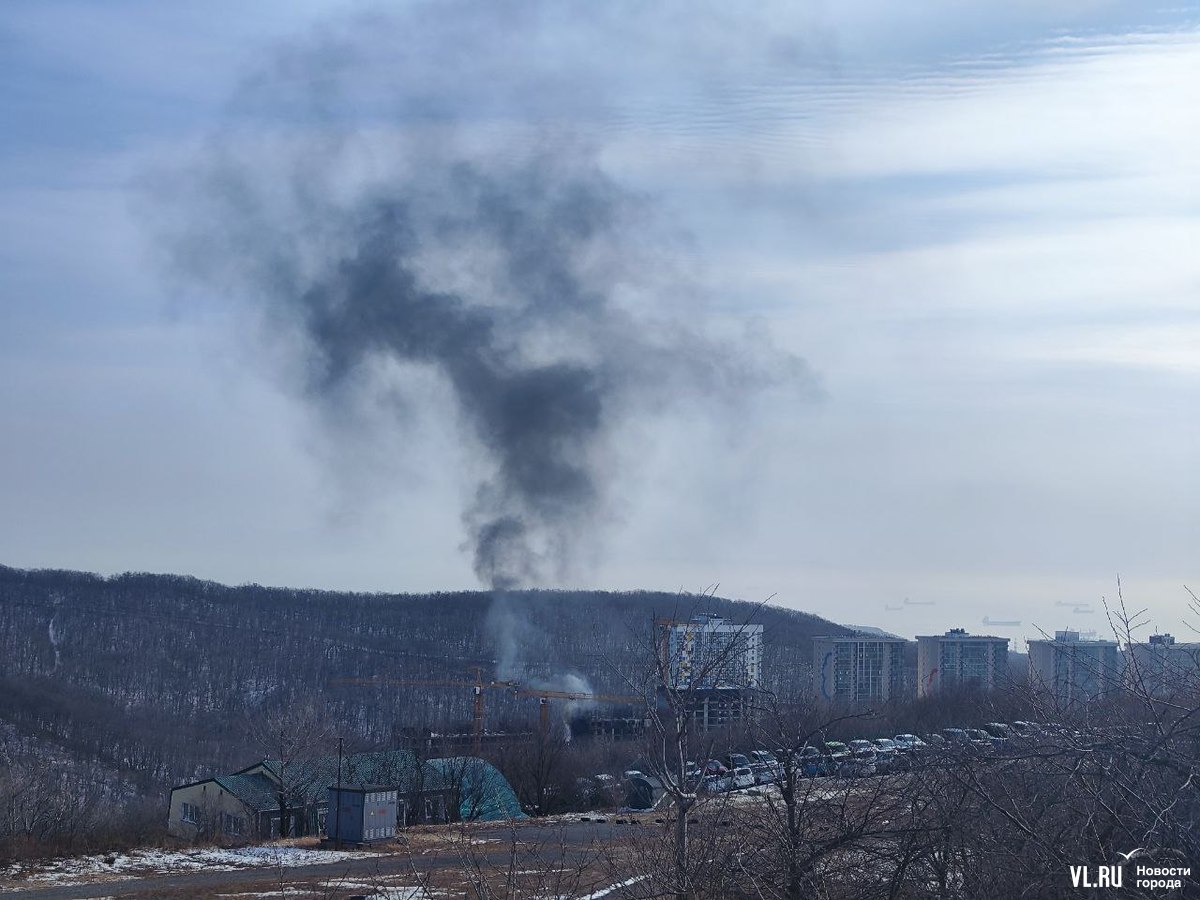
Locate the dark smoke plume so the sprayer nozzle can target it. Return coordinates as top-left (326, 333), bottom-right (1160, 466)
top-left (157, 21), bottom-right (813, 590)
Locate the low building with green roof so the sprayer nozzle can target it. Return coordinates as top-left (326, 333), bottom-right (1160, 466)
top-left (168, 748), bottom-right (522, 840)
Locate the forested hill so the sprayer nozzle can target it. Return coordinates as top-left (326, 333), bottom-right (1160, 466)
top-left (0, 563), bottom-right (848, 791)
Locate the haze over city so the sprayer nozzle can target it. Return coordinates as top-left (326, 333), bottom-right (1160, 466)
top-left (2, 0), bottom-right (1197, 646)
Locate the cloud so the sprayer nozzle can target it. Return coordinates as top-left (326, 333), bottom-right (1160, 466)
top-left (1, 1), bottom-right (1196, 634)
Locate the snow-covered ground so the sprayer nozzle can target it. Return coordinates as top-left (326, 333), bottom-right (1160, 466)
top-left (318, 880), bottom-right (441, 899)
top-left (0, 844), bottom-right (380, 891)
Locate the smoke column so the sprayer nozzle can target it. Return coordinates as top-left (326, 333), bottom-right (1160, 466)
top-left (157, 13), bottom-right (813, 591)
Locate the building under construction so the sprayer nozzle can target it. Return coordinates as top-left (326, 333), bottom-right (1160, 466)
top-left (657, 613), bottom-right (764, 730)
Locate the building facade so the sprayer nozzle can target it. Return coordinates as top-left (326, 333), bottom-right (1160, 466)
top-left (1027, 630), bottom-right (1123, 707)
top-left (657, 614), bottom-right (763, 730)
top-left (916, 629), bottom-right (1010, 697)
top-left (813, 634), bottom-right (909, 703)
top-left (1126, 634), bottom-right (1200, 699)
top-left (660, 614), bottom-right (763, 690)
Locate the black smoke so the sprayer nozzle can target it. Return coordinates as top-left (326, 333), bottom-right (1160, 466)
top-left (156, 19), bottom-right (813, 590)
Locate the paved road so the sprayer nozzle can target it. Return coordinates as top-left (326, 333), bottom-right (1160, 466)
top-left (0, 821), bottom-right (640, 899)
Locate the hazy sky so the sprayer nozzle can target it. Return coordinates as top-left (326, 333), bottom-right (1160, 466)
top-left (2, 1), bottom-right (1197, 647)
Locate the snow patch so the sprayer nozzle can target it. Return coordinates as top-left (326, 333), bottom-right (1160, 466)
top-left (578, 875), bottom-right (650, 899)
top-left (0, 844), bottom-right (379, 890)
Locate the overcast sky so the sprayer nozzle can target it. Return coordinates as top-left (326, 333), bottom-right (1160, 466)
top-left (2, 1), bottom-right (1197, 647)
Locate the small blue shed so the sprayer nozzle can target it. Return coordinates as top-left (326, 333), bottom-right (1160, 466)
top-left (326, 784), bottom-right (398, 843)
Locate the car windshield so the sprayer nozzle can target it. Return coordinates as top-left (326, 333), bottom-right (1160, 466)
top-left (875, 739), bottom-right (896, 749)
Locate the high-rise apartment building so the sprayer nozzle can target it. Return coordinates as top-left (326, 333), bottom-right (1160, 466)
top-left (916, 628), bottom-right (1010, 697)
top-left (657, 614), bottom-right (763, 730)
top-left (813, 634), bottom-right (909, 703)
top-left (1027, 630), bottom-right (1123, 706)
top-left (660, 613), bottom-right (763, 691)
top-left (1126, 633), bottom-right (1200, 699)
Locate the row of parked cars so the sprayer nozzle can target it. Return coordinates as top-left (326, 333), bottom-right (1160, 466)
top-left (689, 721), bottom-right (1078, 789)
top-left (687, 750), bottom-right (786, 793)
top-left (788, 734), bottom-right (931, 779)
top-left (801, 720), bottom-right (1094, 778)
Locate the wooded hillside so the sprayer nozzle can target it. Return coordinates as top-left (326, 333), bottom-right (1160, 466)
top-left (0, 564), bottom-right (847, 797)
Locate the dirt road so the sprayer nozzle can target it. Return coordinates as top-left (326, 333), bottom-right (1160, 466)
top-left (0, 820), bottom-right (643, 899)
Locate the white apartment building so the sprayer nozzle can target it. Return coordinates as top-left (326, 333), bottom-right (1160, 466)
top-left (660, 614), bottom-right (763, 691)
top-left (1028, 630), bottom-right (1123, 706)
top-left (916, 628), bottom-right (1010, 698)
top-left (813, 634), bottom-right (909, 703)
top-left (1126, 633), bottom-right (1200, 699)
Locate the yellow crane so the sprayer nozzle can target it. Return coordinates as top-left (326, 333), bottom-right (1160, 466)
top-left (334, 670), bottom-right (645, 747)
top-left (331, 667), bottom-right (517, 756)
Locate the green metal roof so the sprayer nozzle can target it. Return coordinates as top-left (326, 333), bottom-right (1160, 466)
top-left (423, 757), bottom-right (525, 821)
top-left (257, 749), bottom-right (422, 803)
top-left (202, 750), bottom-right (522, 821)
top-left (212, 773), bottom-right (282, 812)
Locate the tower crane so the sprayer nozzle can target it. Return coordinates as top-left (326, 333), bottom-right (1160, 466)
top-left (333, 671), bottom-right (646, 747)
top-left (331, 667), bottom-right (517, 756)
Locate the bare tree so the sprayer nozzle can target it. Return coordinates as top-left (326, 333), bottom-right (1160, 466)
top-left (247, 700), bottom-right (336, 838)
top-left (613, 593), bottom-right (767, 900)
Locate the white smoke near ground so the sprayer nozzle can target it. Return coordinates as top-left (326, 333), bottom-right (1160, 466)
top-left (485, 595), bottom-right (596, 695)
top-left (484, 593), bottom-right (535, 683)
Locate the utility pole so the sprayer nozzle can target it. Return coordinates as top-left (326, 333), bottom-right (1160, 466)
top-left (334, 736), bottom-right (343, 849)
top-left (472, 667), bottom-right (486, 756)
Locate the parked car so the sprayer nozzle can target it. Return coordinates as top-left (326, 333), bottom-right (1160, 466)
top-left (781, 745), bottom-right (825, 778)
top-left (749, 750), bottom-right (782, 782)
top-left (824, 741), bottom-right (852, 776)
top-left (872, 738), bottom-right (904, 771)
top-left (846, 740), bottom-right (879, 777)
top-left (965, 728), bottom-right (998, 751)
top-left (700, 772), bottom-right (732, 793)
top-left (731, 766), bottom-right (756, 789)
top-left (1009, 721), bottom-right (1040, 741)
top-left (893, 733), bottom-right (928, 753)
top-left (704, 759), bottom-right (729, 775)
top-left (748, 762), bottom-right (773, 785)
top-left (942, 728), bottom-right (990, 754)
top-left (941, 728), bottom-right (978, 754)
top-left (980, 723), bottom-right (1012, 750)
top-left (725, 753), bottom-right (752, 771)
top-left (796, 745), bottom-right (829, 777)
